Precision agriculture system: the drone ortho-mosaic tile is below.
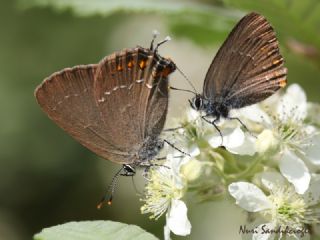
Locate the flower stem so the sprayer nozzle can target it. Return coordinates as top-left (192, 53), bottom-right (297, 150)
top-left (225, 156), bottom-right (262, 183)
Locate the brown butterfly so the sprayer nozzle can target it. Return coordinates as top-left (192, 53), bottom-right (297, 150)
top-left (189, 12), bottom-right (287, 138)
top-left (34, 36), bottom-right (176, 206)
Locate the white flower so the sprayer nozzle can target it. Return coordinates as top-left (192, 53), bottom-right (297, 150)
top-left (272, 85), bottom-right (318, 193)
top-left (180, 158), bottom-right (210, 182)
top-left (255, 129), bottom-right (278, 153)
top-left (279, 150), bottom-right (310, 194)
top-left (165, 199), bottom-right (191, 240)
top-left (141, 153), bottom-right (191, 239)
top-left (228, 181), bottom-right (272, 212)
top-left (186, 108), bottom-right (201, 123)
top-left (304, 133), bottom-right (320, 166)
top-left (250, 84), bottom-right (319, 193)
top-left (228, 172), bottom-right (320, 239)
top-left (207, 126), bottom-right (256, 156)
top-left (276, 84), bottom-right (307, 122)
top-left (184, 106), bottom-right (257, 155)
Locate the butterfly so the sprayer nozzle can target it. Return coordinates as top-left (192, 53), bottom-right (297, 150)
top-left (34, 35), bottom-right (176, 206)
top-left (189, 12), bottom-right (287, 138)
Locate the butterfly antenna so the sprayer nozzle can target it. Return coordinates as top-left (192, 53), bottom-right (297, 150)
top-left (155, 36), bottom-right (171, 52)
top-left (176, 65), bottom-right (198, 94)
top-left (150, 30), bottom-right (160, 51)
top-left (97, 167), bottom-right (123, 209)
top-left (169, 86), bottom-right (197, 95)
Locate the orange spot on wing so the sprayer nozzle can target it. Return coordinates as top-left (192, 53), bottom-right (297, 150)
top-left (272, 59), bottom-right (282, 65)
top-left (117, 65), bottom-right (123, 71)
top-left (139, 60), bottom-right (146, 69)
top-left (127, 61), bottom-right (133, 68)
top-left (279, 78), bottom-right (287, 88)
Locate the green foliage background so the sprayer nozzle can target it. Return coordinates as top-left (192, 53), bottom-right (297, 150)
top-left (0, 0), bottom-right (319, 239)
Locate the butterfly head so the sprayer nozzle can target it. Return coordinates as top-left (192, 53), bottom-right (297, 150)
top-left (189, 94), bottom-right (205, 111)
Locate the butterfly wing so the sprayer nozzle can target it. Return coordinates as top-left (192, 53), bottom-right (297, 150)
top-left (144, 59), bottom-right (174, 138)
top-left (35, 65), bottom-right (131, 164)
top-left (93, 48), bottom-right (174, 159)
top-left (203, 12), bottom-right (287, 108)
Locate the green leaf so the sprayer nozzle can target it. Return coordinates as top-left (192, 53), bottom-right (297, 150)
top-left (17, 0), bottom-right (227, 17)
top-left (16, 0), bottom-right (242, 46)
top-left (33, 221), bottom-right (159, 240)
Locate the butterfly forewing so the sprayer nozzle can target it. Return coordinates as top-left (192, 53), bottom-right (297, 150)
top-left (203, 12), bottom-right (287, 108)
top-left (34, 65), bottom-right (131, 163)
top-left (93, 47), bottom-right (173, 162)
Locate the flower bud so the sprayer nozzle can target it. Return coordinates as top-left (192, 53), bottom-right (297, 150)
top-left (181, 158), bottom-right (206, 182)
top-left (255, 129), bottom-right (278, 153)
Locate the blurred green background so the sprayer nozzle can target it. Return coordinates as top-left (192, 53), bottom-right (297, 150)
top-left (1, 0), bottom-right (319, 239)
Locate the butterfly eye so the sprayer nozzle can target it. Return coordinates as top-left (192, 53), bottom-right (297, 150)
top-left (191, 96), bottom-right (203, 110)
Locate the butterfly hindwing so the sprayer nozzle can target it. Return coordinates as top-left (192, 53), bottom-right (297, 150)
top-left (34, 65), bottom-right (132, 163)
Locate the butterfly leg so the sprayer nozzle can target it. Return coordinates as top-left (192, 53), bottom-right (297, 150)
top-left (142, 162), bottom-right (171, 180)
top-left (163, 121), bottom-right (193, 132)
top-left (227, 117), bottom-right (256, 138)
top-left (201, 116), bottom-right (224, 146)
top-left (163, 126), bottom-right (184, 132)
top-left (163, 139), bottom-right (191, 157)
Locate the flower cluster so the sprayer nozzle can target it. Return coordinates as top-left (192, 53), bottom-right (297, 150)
top-left (140, 84), bottom-right (320, 239)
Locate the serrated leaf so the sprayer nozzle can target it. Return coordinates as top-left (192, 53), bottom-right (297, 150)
top-left (34, 221), bottom-right (159, 240)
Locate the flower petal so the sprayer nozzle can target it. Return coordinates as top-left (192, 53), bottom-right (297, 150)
top-left (166, 154), bottom-right (185, 189)
top-left (255, 129), bottom-right (278, 153)
top-left (167, 199), bottom-right (191, 236)
top-left (229, 134), bottom-right (256, 156)
top-left (187, 108), bottom-right (200, 122)
top-left (279, 150), bottom-right (311, 194)
top-left (305, 134), bottom-right (320, 165)
top-left (235, 104), bottom-right (272, 125)
top-left (303, 174), bottom-right (320, 206)
top-left (277, 84), bottom-right (307, 121)
top-left (181, 158), bottom-right (210, 182)
top-left (164, 221), bottom-right (171, 240)
top-left (228, 182), bottom-right (272, 212)
top-left (207, 127), bottom-right (245, 150)
top-left (189, 144), bottom-right (200, 157)
top-left (260, 171), bottom-right (286, 191)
